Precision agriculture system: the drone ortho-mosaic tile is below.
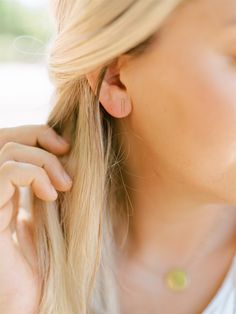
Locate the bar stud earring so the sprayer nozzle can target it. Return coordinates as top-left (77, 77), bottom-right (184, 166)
top-left (120, 98), bottom-right (125, 116)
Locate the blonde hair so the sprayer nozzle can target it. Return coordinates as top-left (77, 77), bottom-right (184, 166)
top-left (32, 1), bottom-right (186, 313)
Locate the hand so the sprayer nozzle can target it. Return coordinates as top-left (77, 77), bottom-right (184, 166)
top-left (0, 124), bottom-right (72, 314)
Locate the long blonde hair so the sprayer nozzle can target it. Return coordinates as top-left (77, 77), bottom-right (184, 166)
top-left (32, 1), bottom-right (186, 313)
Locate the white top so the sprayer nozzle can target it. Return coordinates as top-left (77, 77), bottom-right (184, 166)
top-left (202, 255), bottom-right (236, 314)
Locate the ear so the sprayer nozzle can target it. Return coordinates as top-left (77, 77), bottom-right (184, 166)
top-left (85, 58), bottom-right (132, 118)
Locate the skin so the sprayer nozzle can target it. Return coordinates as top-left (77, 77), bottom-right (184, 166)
top-left (0, 125), bottom-right (72, 314)
top-left (86, 0), bottom-right (236, 312)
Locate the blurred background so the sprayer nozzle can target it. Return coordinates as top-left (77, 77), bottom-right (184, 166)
top-left (0, 0), bottom-right (58, 212)
top-left (0, 0), bottom-right (55, 127)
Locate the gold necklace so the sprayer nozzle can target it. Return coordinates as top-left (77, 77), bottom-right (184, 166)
top-left (162, 210), bottom-right (233, 292)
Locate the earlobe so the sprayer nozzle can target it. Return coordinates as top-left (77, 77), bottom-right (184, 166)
top-left (99, 81), bottom-right (132, 118)
top-left (108, 91), bottom-right (132, 118)
top-left (86, 65), bottom-right (132, 119)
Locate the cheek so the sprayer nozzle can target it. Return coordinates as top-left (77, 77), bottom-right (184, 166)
top-left (126, 52), bottom-right (236, 201)
top-left (173, 56), bottom-right (236, 173)
top-left (166, 60), bottom-right (236, 202)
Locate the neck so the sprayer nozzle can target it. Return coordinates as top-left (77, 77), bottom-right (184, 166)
top-left (113, 123), bottom-right (236, 268)
top-left (122, 178), bottom-right (236, 263)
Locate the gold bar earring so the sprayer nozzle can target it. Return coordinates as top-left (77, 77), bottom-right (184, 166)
top-left (120, 98), bottom-right (125, 115)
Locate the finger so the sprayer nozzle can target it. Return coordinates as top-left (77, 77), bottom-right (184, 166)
top-left (0, 189), bottom-right (20, 234)
top-left (0, 142), bottom-right (72, 191)
top-left (0, 161), bottom-right (58, 210)
top-left (0, 199), bottom-right (13, 233)
top-left (15, 212), bottom-right (37, 272)
top-left (9, 187), bottom-right (20, 232)
top-left (0, 124), bottom-right (71, 156)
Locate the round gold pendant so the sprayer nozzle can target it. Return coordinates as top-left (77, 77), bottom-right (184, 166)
top-left (164, 268), bottom-right (190, 292)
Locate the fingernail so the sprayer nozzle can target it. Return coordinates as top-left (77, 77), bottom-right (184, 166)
top-left (63, 171), bottom-right (72, 184)
top-left (57, 135), bottom-right (70, 145)
top-left (50, 185), bottom-right (58, 198)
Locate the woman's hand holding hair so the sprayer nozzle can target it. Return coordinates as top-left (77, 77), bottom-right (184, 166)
top-left (0, 124), bottom-right (72, 313)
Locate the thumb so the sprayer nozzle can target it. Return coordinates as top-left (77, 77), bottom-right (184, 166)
top-left (15, 209), bottom-right (38, 273)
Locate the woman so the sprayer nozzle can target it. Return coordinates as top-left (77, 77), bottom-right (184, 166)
top-left (1, 0), bottom-right (236, 313)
